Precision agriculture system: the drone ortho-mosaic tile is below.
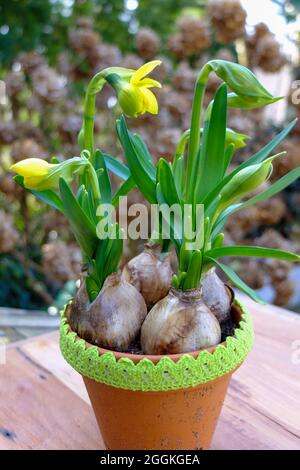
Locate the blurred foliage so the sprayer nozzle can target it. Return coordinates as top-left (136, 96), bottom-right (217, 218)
top-left (0, 0), bottom-right (69, 66)
top-left (0, 0), bottom-right (208, 67)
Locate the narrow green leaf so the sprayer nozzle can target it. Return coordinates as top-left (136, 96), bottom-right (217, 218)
top-left (206, 246), bottom-right (300, 262)
top-left (79, 188), bottom-right (97, 225)
top-left (59, 178), bottom-right (97, 258)
top-left (196, 84), bottom-right (227, 202)
top-left (173, 155), bottom-right (185, 198)
top-left (94, 149), bottom-right (112, 204)
top-left (131, 132), bottom-right (153, 164)
top-left (223, 143), bottom-right (235, 174)
top-left (102, 230), bottom-right (123, 279)
top-left (112, 176), bottom-right (135, 206)
top-left (208, 257), bottom-right (265, 304)
top-left (104, 154), bottom-right (131, 180)
top-left (119, 116), bottom-right (156, 180)
top-left (212, 233), bottom-right (224, 250)
top-left (14, 175), bottom-right (64, 213)
top-left (157, 158), bottom-right (181, 206)
top-left (156, 183), bottom-right (181, 248)
top-left (117, 116), bottom-right (157, 203)
top-left (171, 274), bottom-right (179, 288)
top-left (86, 276), bottom-right (100, 302)
top-left (183, 250), bottom-right (202, 289)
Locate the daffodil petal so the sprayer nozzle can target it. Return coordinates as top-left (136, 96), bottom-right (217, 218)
top-left (137, 78), bottom-right (161, 89)
top-left (10, 158), bottom-right (50, 177)
top-left (141, 88), bottom-right (158, 114)
top-left (24, 176), bottom-right (49, 190)
top-left (131, 60), bottom-right (162, 84)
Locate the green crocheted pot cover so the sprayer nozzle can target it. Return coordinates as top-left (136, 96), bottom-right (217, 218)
top-left (60, 300), bottom-right (254, 392)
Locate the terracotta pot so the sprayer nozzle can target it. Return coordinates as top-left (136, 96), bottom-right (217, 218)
top-left (84, 371), bottom-right (232, 450)
top-left (60, 301), bottom-right (253, 450)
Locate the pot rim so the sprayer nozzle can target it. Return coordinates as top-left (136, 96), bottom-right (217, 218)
top-left (60, 298), bottom-right (254, 391)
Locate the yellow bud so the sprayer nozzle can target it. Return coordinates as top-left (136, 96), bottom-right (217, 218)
top-left (11, 157), bottom-right (88, 191)
top-left (10, 159), bottom-right (54, 189)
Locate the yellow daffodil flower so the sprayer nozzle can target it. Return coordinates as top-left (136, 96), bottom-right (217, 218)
top-left (106, 60), bottom-right (162, 118)
top-left (11, 157), bottom-right (88, 191)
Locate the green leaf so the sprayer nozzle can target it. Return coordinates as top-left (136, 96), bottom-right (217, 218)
top-left (117, 116), bottom-right (157, 203)
top-left (156, 183), bottom-right (182, 247)
top-left (212, 233), bottom-right (224, 249)
top-left (203, 119), bottom-right (297, 209)
top-left (157, 158), bottom-right (181, 206)
top-left (196, 84), bottom-right (227, 202)
top-left (173, 155), bottom-right (185, 198)
top-left (94, 149), bottom-right (112, 204)
top-left (59, 178), bottom-right (97, 258)
top-left (223, 144), bottom-right (235, 174)
top-left (80, 188), bottom-right (97, 225)
top-left (14, 175), bottom-right (64, 213)
top-left (102, 229), bottom-right (123, 280)
top-left (206, 246), bottom-right (300, 262)
top-left (183, 250), bottom-right (202, 289)
top-left (104, 154), bottom-right (131, 180)
top-left (208, 258), bottom-right (265, 304)
top-left (131, 132), bottom-right (153, 165)
top-left (112, 176), bottom-right (135, 206)
top-left (86, 276), bottom-right (100, 302)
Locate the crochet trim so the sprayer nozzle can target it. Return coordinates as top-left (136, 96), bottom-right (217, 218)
top-left (59, 300), bottom-right (254, 391)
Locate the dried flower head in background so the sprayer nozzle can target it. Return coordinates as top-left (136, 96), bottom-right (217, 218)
top-left (246, 23), bottom-right (286, 73)
top-left (168, 16), bottom-right (211, 59)
top-left (136, 28), bottom-right (160, 59)
top-left (208, 0), bottom-right (246, 44)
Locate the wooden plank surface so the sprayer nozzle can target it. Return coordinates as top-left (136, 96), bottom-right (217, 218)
top-left (0, 297), bottom-right (299, 450)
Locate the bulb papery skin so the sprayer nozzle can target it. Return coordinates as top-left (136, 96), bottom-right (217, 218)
top-left (66, 277), bottom-right (91, 335)
top-left (67, 273), bottom-right (147, 352)
top-left (141, 288), bottom-right (221, 355)
top-left (122, 248), bottom-right (173, 309)
top-left (88, 273), bottom-right (147, 351)
top-left (200, 268), bottom-right (234, 323)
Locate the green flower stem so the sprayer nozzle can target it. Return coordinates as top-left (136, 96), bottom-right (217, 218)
top-left (81, 73), bottom-right (106, 164)
top-left (186, 65), bottom-right (211, 204)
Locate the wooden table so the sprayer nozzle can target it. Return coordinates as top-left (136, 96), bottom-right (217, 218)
top-left (1, 298), bottom-right (300, 450)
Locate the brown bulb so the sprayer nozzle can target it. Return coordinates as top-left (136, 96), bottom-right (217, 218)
top-left (141, 288), bottom-right (221, 355)
top-left (201, 268), bottom-right (234, 323)
top-left (87, 273), bottom-right (147, 351)
top-left (122, 247), bottom-right (173, 309)
top-left (67, 273), bottom-right (147, 352)
top-left (66, 277), bottom-right (90, 333)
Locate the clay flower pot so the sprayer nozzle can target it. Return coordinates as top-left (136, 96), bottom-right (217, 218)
top-left (60, 300), bottom-right (254, 450)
